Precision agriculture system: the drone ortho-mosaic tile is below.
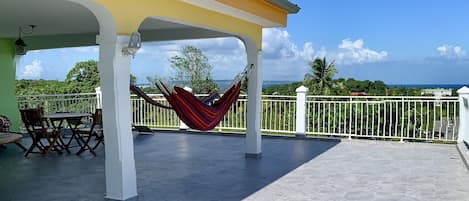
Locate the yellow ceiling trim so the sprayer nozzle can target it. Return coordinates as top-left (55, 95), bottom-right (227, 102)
top-left (94, 0), bottom-right (263, 49)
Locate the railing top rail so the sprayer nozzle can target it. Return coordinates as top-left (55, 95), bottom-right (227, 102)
top-left (131, 93), bottom-right (295, 99)
top-left (17, 93), bottom-right (97, 98)
top-left (306, 95), bottom-right (458, 100)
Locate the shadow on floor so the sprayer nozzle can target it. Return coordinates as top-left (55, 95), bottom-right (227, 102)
top-left (0, 132), bottom-right (339, 201)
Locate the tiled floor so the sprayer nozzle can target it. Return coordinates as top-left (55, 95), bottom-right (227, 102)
top-left (244, 140), bottom-right (469, 201)
top-left (0, 132), bottom-right (338, 201)
top-left (0, 132), bottom-right (468, 201)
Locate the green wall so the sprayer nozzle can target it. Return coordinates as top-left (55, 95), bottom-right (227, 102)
top-left (0, 39), bottom-right (20, 131)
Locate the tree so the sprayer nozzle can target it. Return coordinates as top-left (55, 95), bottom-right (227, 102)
top-left (169, 46), bottom-right (218, 94)
top-left (304, 57), bottom-right (337, 95)
top-left (65, 60), bottom-right (100, 93)
top-left (65, 60), bottom-right (138, 93)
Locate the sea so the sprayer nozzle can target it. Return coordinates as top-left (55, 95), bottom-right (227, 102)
top-left (216, 80), bottom-right (295, 90)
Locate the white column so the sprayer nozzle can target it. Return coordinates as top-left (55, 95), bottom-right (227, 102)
top-left (95, 86), bottom-right (102, 109)
top-left (245, 41), bottom-right (262, 158)
top-left (97, 34), bottom-right (137, 200)
top-left (179, 86), bottom-right (192, 130)
top-left (457, 86), bottom-right (469, 143)
top-left (295, 86), bottom-right (308, 138)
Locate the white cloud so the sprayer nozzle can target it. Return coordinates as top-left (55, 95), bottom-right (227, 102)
top-left (132, 30), bottom-right (388, 81)
top-left (334, 39), bottom-right (388, 64)
top-left (437, 44), bottom-right (465, 58)
top-left (21, 59), bottom-right (44, 79)
top-left (262, 28), bottom-right (315, 61)
top-left (133, 37), bottom-right (248, 82)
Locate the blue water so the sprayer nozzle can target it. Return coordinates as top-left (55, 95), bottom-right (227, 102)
top-left (216, 80), bottom-right (296, 90)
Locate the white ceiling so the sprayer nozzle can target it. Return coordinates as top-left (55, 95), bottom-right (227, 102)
top-left (0, 0), bottom-right (216, 38)
top-left (0, 0), bottom-right (99, 38)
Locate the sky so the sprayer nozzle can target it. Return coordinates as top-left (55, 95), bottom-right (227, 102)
top-left (16, 0), bottom-right (469, 85)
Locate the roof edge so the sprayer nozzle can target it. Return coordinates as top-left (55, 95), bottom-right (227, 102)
top-left (266, 0), bottom-right (300, 14)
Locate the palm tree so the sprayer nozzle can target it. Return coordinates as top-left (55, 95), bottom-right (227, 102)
top-left (304, 57), bottom-right (337, 95)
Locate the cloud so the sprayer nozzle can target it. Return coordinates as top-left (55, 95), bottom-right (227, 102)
top-left (21, 59), bottom-right (44, 79)
top-left (262, 28), bottom-right (315, 61)
top-left (436, 44), bottom-right (465, 58)
top-left (334, 39), bottom-right (388, 64)
top-left (131, 29), bottom-right (391, 82)
top-left (133, 37), bottom-right (247, 82)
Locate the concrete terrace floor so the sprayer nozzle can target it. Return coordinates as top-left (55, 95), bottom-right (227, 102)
top-left (0, 132), bottom-right (468, 201)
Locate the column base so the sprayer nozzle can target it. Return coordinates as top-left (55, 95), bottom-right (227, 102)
top-left (105, 195), bottom-right (138, 201)
top-left (245, 153), bottom-right (262, 158)
top-left (295, 133), bottom-right (306, 138)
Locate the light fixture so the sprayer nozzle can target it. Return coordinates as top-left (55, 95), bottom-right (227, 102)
top-left (14, 25), bottom-right (35, 55)
top-left (122, 31), bottom-right (141, 58)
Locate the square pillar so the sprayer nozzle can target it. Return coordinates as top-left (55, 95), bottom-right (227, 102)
top-left (245, 43), bottom-right (262, 158)
top-left (295, 86), bottom-right (309, 137)
top-left (97, 34), bottom-right (137, 200)
top-left (458, 87), bottom-right (469, 143)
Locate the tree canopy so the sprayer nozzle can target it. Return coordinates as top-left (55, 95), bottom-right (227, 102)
top-left (304, 57), bottom-right (337, 95)
top-left (65, 60), bottom-right (100, 93)
top-left (169, 45), bottom-right (218, 94)
top-left (17, 60), bottom-right (137, 94)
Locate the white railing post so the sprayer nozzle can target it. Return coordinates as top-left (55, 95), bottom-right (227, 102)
top-left (95, 86), bottom-right (102, 109)
top-left (295, 86), bottom-right (308, 138)
top-left (457, 87), bottom-right (469, 143)
top-left (179, 86), bottom-right (192, 130)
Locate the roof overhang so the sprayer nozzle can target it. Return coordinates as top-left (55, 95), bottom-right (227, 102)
top-left (182, 0), bottom-right (300, 27)
top-left (266, 0), bottom-right (300, 14)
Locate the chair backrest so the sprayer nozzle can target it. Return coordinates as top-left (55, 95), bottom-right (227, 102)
top-left (90, 109), bottom-right (103, 131)
top-left (94, 109), bottom-right (103, 125)
top-left (20, 108), bottom-right (47, 133)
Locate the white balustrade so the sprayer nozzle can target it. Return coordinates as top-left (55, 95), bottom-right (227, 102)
top-left (306, 95), bottom-right (459, 141)
top-left (17, 93), bottom-right (97, 114)
top-left (17, 90), bottom-right (463, 142)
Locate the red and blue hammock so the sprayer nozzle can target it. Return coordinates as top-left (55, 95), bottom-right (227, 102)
top-left (131, 64), bottom-right (251, 131)
top-left (131, 82), bottom-right (241, 131)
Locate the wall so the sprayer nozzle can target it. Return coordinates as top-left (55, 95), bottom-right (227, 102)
top-left (0, 39), bottom-right (20, 131)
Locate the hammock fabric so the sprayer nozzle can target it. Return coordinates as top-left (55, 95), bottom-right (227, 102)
top-left (157, 81), bottom-right (242, 131)
top-left (133, 64), bottom-right (252, 131)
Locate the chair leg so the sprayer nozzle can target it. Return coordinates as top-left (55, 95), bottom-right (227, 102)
top-left (57, 136), bottom-right (70, 154)
top-left (25, 138), bottom-right (40, 157)
top-left (76, 135), bottom-right (96, 156)
top-left (92, 134), bottom-right (104, 151)
top-left (44, 136), bottom-right (61, 155)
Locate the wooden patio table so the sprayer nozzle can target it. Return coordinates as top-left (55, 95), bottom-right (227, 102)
top-left (44, 113), bottom-right (92, 154)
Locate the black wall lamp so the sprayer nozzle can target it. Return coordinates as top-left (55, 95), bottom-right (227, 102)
top-left (15, 25), bottom-right (36, 55)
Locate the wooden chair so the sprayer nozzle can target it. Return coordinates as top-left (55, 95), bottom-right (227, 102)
top-left (20, 108), bottom-right (66, 157)
top-left (76, 109), bottom-right (103, 156)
